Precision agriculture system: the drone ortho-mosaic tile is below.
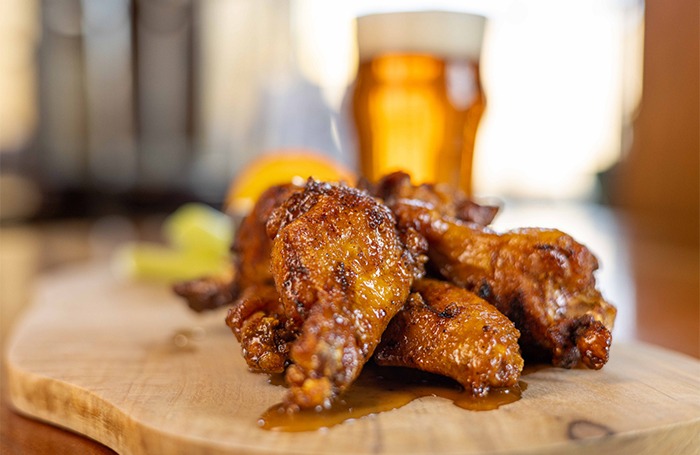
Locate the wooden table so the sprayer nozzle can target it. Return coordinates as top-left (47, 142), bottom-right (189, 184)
top-left (1, 206), bottom-right (698, 454)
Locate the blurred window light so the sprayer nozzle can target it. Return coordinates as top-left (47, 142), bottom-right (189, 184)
top-left (136, 0), bottom-right (193, 188)
top-left (291, 1), bottom-right (357, 109)
top-left (41, 0), bottom-right (89, 188)
top-left (475, 0), bottom-right (644, 199)
top-left (0, 0), bottom-right (39, 153)
top-left (195, 0), bottom-right (349, 200)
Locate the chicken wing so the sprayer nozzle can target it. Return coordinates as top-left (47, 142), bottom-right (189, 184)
top-left (225, 284), bottom-right (297, 373)
top-left (266, 179), bottom-right (426, 410)
top-left (360, 171), bottom-right (499, 226)
top-left (375, 278), bottom-right (523, 396)
top-left (390, 199), bottom-right (616, 370)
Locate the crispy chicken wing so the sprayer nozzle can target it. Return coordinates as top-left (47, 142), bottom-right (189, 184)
top-left (266, 179), bottom-right (426, 410)
top-left (225, 284), bottom-right (297, 373)
top-left (375, 278), bottom-right (523, 395)
top-left (220, 184), bottom-right (305, 373)
top-left (390, 198), bottom-right (616, 370)
top-left (360, 171), bottom-right (499, 226)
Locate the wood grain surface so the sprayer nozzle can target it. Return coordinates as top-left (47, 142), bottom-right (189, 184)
top-left (5, 264), bottom-right (700, 455)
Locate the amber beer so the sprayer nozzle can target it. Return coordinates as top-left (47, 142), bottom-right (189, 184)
top-left (352, 11), bottom-right (486, 195)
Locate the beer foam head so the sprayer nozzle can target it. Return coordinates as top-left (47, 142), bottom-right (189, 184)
top-left (356, 11), bottom-right (486, 61)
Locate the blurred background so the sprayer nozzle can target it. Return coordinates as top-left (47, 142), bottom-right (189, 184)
top-left (0, 0), bottom-right (697, 350)
top-left (0, 1), bottom-right (698, 451)
top-left (1, 0), bottom-right (655, 212)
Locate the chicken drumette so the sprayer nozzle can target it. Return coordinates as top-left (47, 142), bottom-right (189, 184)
top-left (266, 179), bottom-right (426, 410)
top-left (375, 278), bottom-right (523, 396)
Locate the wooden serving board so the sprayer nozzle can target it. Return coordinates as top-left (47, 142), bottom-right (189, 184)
top-left (6, 264), bottom-right (700, 455)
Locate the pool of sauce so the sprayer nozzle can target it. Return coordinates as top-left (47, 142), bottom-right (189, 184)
top-left (259, 365), bottom-right (527, 432)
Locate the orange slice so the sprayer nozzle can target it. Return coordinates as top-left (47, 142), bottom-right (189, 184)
top-left (225, 149), bottom-right (357, 215)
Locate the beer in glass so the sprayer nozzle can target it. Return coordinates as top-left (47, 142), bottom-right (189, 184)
top-left (352, 11), bottom-right (486, 195)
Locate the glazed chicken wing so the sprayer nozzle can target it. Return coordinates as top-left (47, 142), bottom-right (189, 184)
top-left (266, 179), bottom-right (426, 410)
top-left (360, 171), bottom-right (499, 226)
top-left (221, 184), bottom-right (305, 373)
top-left (390, 198), bottom-right (616, 370)
top-left (225, 284), bottom-right (297, 373)
top-left (375, 278), bottom-right (523, 396)
top-left (174, 168), bottom-right (617, 419)
top-left (439, 226), bottom-right (614, 369)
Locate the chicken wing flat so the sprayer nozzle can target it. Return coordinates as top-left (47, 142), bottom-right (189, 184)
top-left (375, 278), bottom-right (523, 396)
top-left (390, 200), bottom-right (616, 370)
top-left (360, 171), bottom-right (499, 226)
top-left (266, 179), bottom-right (426, 410)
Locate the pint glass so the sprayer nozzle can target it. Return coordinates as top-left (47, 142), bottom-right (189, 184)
top-left (352, 11), bottom-right (486, 194)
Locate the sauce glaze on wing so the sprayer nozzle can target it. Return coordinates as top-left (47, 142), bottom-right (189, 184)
top-left (266, 179), bottom-right (426, 410)
top-left (375, 278), bottom-right (524, 396)
top-left (391, 199), bottom-right (616, 369)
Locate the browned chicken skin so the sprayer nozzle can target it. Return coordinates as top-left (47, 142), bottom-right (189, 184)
top-left (225, 284), bottom-right (297, 373)
top-left (233, 183), bottom-right (303, 290)
top-left (390, 199), bottom-right (616, 369)
top-left (173, 265), bottom-right (238, 313)
top-left (361, 171), bottom-right (499, 226)
top-left (375, 278), bottom-right (523, 396)
top-left (266, 179), bottom-right (426, 410)
top-left (221, 183), bottom-right (307, 374)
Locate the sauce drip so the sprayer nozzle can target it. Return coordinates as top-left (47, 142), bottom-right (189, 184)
top-left (259, 365), bottom-right (526, 432)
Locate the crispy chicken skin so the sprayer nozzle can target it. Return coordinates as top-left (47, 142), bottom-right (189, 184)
top-left (233, 183), bottom-right (303, 290)
top-left (390, 200), bottom-right (616, 370)
top-left (173, 265), bottom-right (238, 313)
top-left (225, 284), bottom-right (297, 373)
top-left (375, 278), bottom-right (523, 395)
top-left (266, 179), bottom-right (426, 410)
top-left (360, 171), bottom-right (499, 226)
